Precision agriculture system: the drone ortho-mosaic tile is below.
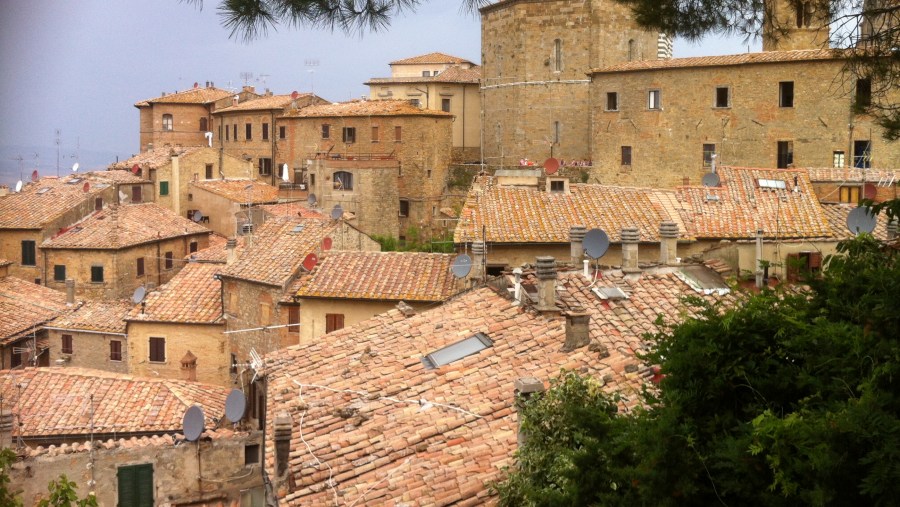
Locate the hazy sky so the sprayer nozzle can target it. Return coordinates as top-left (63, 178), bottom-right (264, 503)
top-left (0, 0), bottom-right (756, 184)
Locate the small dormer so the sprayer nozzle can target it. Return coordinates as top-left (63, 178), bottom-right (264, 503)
top-left (546, 177), bottom-right (570, 194)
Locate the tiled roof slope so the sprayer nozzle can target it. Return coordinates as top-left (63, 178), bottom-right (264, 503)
top-left (676, 166), bottom-right (832, 239)
top-left (109, 145), bottom-right (203, 171)
top-left (821, 203), bottom-right (892, 240)
top-left (126, 263), bottom-right (223, 324)
top-left (591, 49), bottom-right (841, 74)
top-left (259, 203), bottom-right (327, 219)
top-left (0, 277), bottom-right (69, 343)
top-left (218, 217), bottom-right (337, 287)
top-left (185, 234), bottom-right (236, 263)
top-left (85, 170), bottom-right (150, 184)
top-left (134, 86), bottom-right (233, 107)
top-left (294, 251), bottom-right (460, 302)
top-left (454, 176), bottom-right (692, 243)
top-left (0, 367), bottom-right (229, 437)
top-left (280, 99), bottom-right (453, 119)
top-left (366, 65), bottom-right (482, 85)
top-left (390, 52), bottom-right (474, 65)
top-left (191, 179), bottom-right (280, 203)
top-left (803, 167), bottom-right (899, 184)
top-left (41, 203), bottom-right (209, 250)
top-left (47, 300), bottom-right (131, 334)
top-left (0, 176), bottom-right (110, 229)
top-left (266, 267), bottom-right (730, 505)
top-left (213, 92), bottom-right (330, 113)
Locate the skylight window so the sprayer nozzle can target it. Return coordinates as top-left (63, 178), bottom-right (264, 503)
top-left (758, 179), bottom-right (786, 189)
top-left (422, 332), bottom-right (492, 369)
top-left (291, 224), bottom-right (305, 233)
top-left (592, 287), bottom-right (628, 301)
top-left (37, 187), bottom-right (51, 194)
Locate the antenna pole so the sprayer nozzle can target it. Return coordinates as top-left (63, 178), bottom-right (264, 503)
top-left (56, 129), bottom-right (61, 177)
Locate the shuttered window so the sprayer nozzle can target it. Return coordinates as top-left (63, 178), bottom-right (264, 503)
top-left (110, 340), bottom-right (122, 361)
top-left (288, 306), bottom-right (300, 334)
top-left (117, 463), bottom-right (154, 507)
top-left (149, 337), bottom-right (165, 362)
top-left (61, 334), bottom-right (73, 354)
top-left (54, 265), bottom-right (66, 282)
top-left (325, 313), bottom-right (344, 334)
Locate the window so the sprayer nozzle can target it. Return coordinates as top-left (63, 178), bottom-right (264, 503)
top-left (95, 198), bottom-right (103, 211)
top-left (205, 164), bottom-right (213, 179)
top-left (606, 92), bottom-right (618, 111)
top-left (715, 87), bottom-right (730, 108)
top-left (110, 340), bottom-right (122, 361)
top-left (279, 126), bottom-right (286, 139)
top-left (159, 181), bottom-right (169, 196)
top-left (703, 144), bottom-right (716, 167)
top-left (854, 140), bottom-right (872, 168)
top-left (409, 99), bottom-right (420, 108)
top-left (233, 124), bottom-right (237, 140)
top-left (225, 124), bottom-right (230, 141)
top-left (333, 171), bottom-right (353, 190)
top-left (839, 186), bottom-right (861, 203)
top-left (342, 127), bottom-right (356, 143)
top-left (553, 121), bottom-right (560, 144)
top-left (779, 81), bottom-right (794, 107)
top-left (136, 257), bottom-right (145, 277)
top-left (117, 464), bottom-right (154, 507)
top-left (422, 332), bottom-right (492, 369)
top-left (199, 117), bottom-right (208, 131)
top-left (422, 70), bottom-right (431, 77)
top-left (21, 240), bottom-right (36, 266)
top-left (758, 178), bottom-right (787, 189)
top-left (394, 126), bottom-right (402, 142)
top-left (132, 185), bottom-right (143, 203)
top-left (628, 39), bottom-right (636, 61)
top-left (621, 146), bottom-right (633, 166)
top-left (777, 141), bottom-right (794, 168)
top-left (245, 444), bottom-right (261, 465)
top-left (149, 337), bottom-right (165, 362)
top-left (230, 353), bottom-right (238, 374)
top-left (550, 180), bottom-right (565, 192)
top-left (371, 126), bottom-right (379, 142)
top-left (322, 124), bottom-right (330, 139)
top-left (61, 334), bottom-right (73, 354)
top-left (53, 265), bottom-right (66, 282)
top-left (554, 38), bottom-right (562, 71)
top-left (91, 265), bottom-right (104, 283)
top-left (10, 350), bottom-right (21, 368)
top-left (259, 158), bottom-right (272, 176)
top-left (399, 199), bottom-right (410, 217)
top-left (189, 241), bottom-right (198, 253)
top-left (262, 122), bottom-right (269, 140)
top-left (287, 306), bottom-right (300, 334)
top-left (245, 123), bottom-right (252, 140)
top-left (441, 98), bottom-right (451, 112)
top-left (164, 252), bottom-right (173, 270)
top-left (325, 313), bottom-right (344, 333)
top-left (648, 90), bottom-right (661, 110)
top-left (833, 151), bottom-right (846, 168)
top-left (855, 78), bottom-right (872, 110)
top-left (162, 114), bottom-right (173, 131)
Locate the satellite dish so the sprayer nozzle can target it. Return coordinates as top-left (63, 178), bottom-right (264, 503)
top-left (307, 193), bottom-right (317, 206)
top-left (322, 237), bottom-right (333, 251)
top-left (82, 182), bottom-right (90, 193)
top-left (701, 172), bottom-right (721, 187)
top-left (846, 206), bottom-right (877, 234)
top-left (863, 183), bottom-right (877, 200)
top-left (330, 204), bottom-right (343, 220)
top-left (302, 252), bottom-right (318, 271)
top-left (131, 164), bottom-right (140, 175)
top-left (192, 210), bottom-right (204, 223)
top-left (583, 228), bottom-right (610, 259)
top-left (281, 163), bottom-right (290, 183)
top-left (224, 389), bottom-right (247, 423)
top-left (543, 157), bottom-right (560, 175)
top-left (291, 90), bottom-right (299, 99)
top-left (72, 163), bottom-right (79, 173)
top-left (14, 180), bottom-right (23, 192)
top-left (182, 405), bottom-right (205, 442)
top-left (30, 170), bottom-right (39, 182)
top-left (450, 254), bottom-right (472, 278)
top-left (132, 286), bottom-right (146, 304)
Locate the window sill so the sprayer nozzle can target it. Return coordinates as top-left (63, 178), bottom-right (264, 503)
top-left (604, 109), bottom-right (619, 113)
top-left (148, 360), bottom-right (167, 364)
top-left (712, 106), bottom-right (731, 110)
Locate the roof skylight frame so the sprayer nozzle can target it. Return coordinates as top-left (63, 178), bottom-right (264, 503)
top-left (757, 178), bottom-right (786, 189)
top-left (421, 332), bottom-right (493, 370)
top-left (592, 286), bottom-right (629, 301)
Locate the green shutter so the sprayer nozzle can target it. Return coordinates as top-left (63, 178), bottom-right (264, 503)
top-left (159, 181), bottom-right (169, 196)
top-left (118, 463), bottom-right (153, 507)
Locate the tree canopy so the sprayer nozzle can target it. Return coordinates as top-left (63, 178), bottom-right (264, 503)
top-left (497, 215), bottom-right (900, 506)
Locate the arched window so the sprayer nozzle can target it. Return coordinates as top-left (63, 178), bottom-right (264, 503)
top-left (199, 117), bottom-right (208, 131)
top-left (333, 171), bottom-right (353, 190)
top-left (162, 114), bottom-right (173, 131)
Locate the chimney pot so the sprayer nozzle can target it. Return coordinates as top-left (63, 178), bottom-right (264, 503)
top-left (471, 241), bottom-right (485, 281)
top-left (659, 221), bottom-right (679, 265)
top-left (514, 377), bottom-right (545, 448)
top-left (620, 228), bottom-right (640, 273)
top-left (563, 310), bottom-right (590, 352)
top-left (65, 278), bottom-right (75, 305)
top-left (569, 225), bottom-right (587, 263)
top-left (274, 412), bottom-right (292, 477)
top-left (226, 237), bottom-right (238, 265)
top-left (535, 256), bottom-right (557, 311)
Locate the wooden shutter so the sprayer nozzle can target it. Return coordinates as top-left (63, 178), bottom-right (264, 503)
top-left (117, 463), bottom-right (153, 507)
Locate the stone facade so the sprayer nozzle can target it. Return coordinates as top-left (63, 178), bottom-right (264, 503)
top-left (763, 0), bottom-right (830, 51)
top-left (480, 0), bottom-right (663, 166)
top-left (46, 329), bottom-right (129, 373)
top-left (126, 321), bottom-right (229, 386)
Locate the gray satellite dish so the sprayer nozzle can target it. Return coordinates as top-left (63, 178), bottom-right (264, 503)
top-left (182, 405), bottom-right (205, 442)
top-left (192, 210), bottom-right (204, 223)
top-left (14, 180), bottom-right (23, 193)
top-left (132, 286), bottom-right (146, 304)
top-left (307, 193), bottom-right (317, 206)
top-left (701, 172), bottom-right (721, 187)
top-left (583, 228), bottom-right (610, 259)
top-left (846, 206), bottom-right (877, 235)
top-left (330, 204), bottom-right (343, 220)
top-left (72, 163), bottom-right (79, 173)
top-left (281, 164), bottom-right (290, 183)
top-left (224, 389), bottom-right (247, 423)
top-left (450, 254), bottom-right (472, 278)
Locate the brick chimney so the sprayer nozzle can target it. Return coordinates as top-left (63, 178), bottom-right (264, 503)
top-left (514, 377), bottom-right (545, 448)
top-left (658, 221), bottom-right (679, 265)
top-left (226, 237), bottom-right (238, 266)
top-left (274, 412), bottom-right (293, 478)
top-left (232, 95), bottom-right (239, 107)
top-left (562, 309), bottom-right (590, 352)
top-left (181, 351), bottom-right (197, 382)
top-left (471, 241), bottom-right (485, 281)
top-left (535, 256), bottom-right (557, 311)
top-left (621, 227), bottom-right (640, 273)
top-left (569, 225), bottom-right (587, 264)
top-left (65, 278), bottom-right (75, 305)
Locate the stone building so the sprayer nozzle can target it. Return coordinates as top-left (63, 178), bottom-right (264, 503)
top-left (366, 52), bottom-right (482, 162)
top-left (45, 299), bottom-right (131, 373)
top-left (40, 203), bottom-right (210, 300)
top-left (188, 178), bottom-right (281, 237)
top-left (212, 90), bottom-right (330, 185)
top-left (479, 0), bottom-right (667, 166)
top-left (805, 166), bottom-right (899, 204)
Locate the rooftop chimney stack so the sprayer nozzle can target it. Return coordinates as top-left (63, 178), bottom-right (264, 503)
top-left (0, 409), bottom-right (12, 449)
top-left (471, 241), bottom-right (485, 281)
top-left (569, 225), bottom-right (587, 264)
top-left (65, 278), bottom-right (75, 305)
top-left (659, 221), bottom-right (679, 265)
top-left (226, 237), bottom-right (238, 266)
top-left (563, 308), bottom-right (590, 352)
top-left (514, 377), bottom-right (545, 448)
top-left (621, 227), bottom-right (640, 273)
top-left (274, 412), bottom-right (293, 479)
top-left (535, 256), bottom-right (557, 311)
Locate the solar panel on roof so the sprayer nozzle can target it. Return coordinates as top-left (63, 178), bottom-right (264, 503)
top-left (422, 332), bottom-right (492, 369)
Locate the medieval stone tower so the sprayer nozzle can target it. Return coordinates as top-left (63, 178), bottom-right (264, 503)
top-left (762, 0), bottom-right (831, 51)
top-left (480, 0), bottom-right (666, 167)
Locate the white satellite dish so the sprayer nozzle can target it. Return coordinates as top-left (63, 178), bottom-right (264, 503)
top-left (14, 180), bottom-right (23, 193)
top-left (450, 254), bottom-right (472, 278)
top-left (132, 286), bottom-right (146, 304)
top-left (192, 210), bottom-right (204, 223)
top-left (281, 164), bottom-right (290, 183)
top-left (846, 206), bottom-right (877, 235)
top-left (72, 163), bottom-right (79, 173)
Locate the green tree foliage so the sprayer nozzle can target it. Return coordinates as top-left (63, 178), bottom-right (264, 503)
top-left (37, 475), bottom-right (98, 507)
top-left (0, 448), bottom-right (23, 507)
top-left (498, 222), bottom-right (900, 506)
top-left (370, 226), bottom-right (455, 253)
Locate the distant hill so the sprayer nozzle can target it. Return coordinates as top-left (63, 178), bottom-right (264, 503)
top-left (0, 145), bottom-right (134, 188)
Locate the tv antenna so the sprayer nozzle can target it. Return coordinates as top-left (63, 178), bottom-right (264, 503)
top-left (55, 129), bottom-right (61, 177)
top-left (257, 73), bottom-right (270, 88)
top-left (10, 154), bottom-right (24, 181)
top-left (240, 71), bottom-right (254, 86)
top-left (305, 59), bottom-right (320, 93)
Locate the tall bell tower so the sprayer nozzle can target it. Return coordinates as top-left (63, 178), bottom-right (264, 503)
top-left (763, 0), bottom-right (831, 51)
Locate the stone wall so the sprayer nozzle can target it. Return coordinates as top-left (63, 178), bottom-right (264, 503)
top-left (307, 159), bottom-right (400, 238)
top-left (46, 329), bottom-right (129, 373)
top-left (138, 103), bottom-right (212, 153)
top-left (127, 321), bottom-right (230, 387)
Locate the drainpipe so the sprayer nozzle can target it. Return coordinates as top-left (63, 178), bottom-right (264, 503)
top-left (755, 229), bottom-right (764, 289)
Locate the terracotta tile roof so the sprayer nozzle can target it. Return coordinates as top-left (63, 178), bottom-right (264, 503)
top-left (185, 234), bottom-right (238, 263)
top-left (0, 277), bottom-right (69, 343)
top-left (294, 251), bottom-right (460, 302)
top-left (266, 266), bottom-right (731, 505)
top-left (0, 367), bottom-right (229, 437)
top-left (454, 176), bottom-right (692, 244)
top-left (366, 65), bottom-right (481, 85)
top-left (41, 203), bottom-right (208, 250)
top-left (803, 167), bottom-right (899, 184)
top-left (191, 179), bottom-right (280, 204)
top-left (109, 145), bottom-right (203, 171)
top-left (591, 49), bottom-right (843, 74)
top-left (820, 203), bottom-right (892, 241)
top-left (218, 217), bottom-right (338, 287)
top-left (134, 86), bottom-right (233, 107)
top-left (125, 262), bottom-right (223, 324)
top-left (0, 259), bottom-right (11, 268)
top-left (0, 176), bottom-right (112, 229)
top-left (46, 300), bottom-right (131, 334)
top-left (84, 170), bottom-right (150, 184)
top-left (390, 52), bottom-right (474, 65)
top-left (279, 99), bottom-right (453, 119)
top-left (675, 166), bottom-right (833, 239)
top-left (259, 203), bottom-right (327, 219)
top-left (24, 428), bottom-right (249, 458)
top-left (214, 94), bottom-right (294, 112)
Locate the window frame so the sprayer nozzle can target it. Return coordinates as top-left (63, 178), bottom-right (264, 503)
top-left (205, 164), bottom-right (213, 179)
top-left (394, 126), bottom-right (402, 142)
top-left (441, 98), bottom-right (451, 112)
top-left (703, 143), bottom-right (716, 167)
top-left (333, 171), bottom-right (353, 191)
top-left (279, 125), bottom-right (286, 139)
top-left (61, 334), bottom-right (73, 355)
top-left (262, 122), bottom-right (269, 141)
top-left (245, 123), bottom-right (252, 140)
top-left (90, 265), bottom-right (104, 283)
top-left (648, 89), bottom-right (661, 110)
top-left (110, 340), bottom-right (123, 361)
top-left (53, 264), bottom-right (66, 282)
top-left (162, 114), bottom-right (173, 131)
top-left (779, 81), bottom-right (794, 108)
top-left (287, 306), bottom-right (300, 334)
top-left (117, 463), bottom-right (154, 507)
top-left (621, 145), bottom-right (633, 166)
top-left (149, 337), bottom-right (166, 363)
top-left (833, 150), bottom-right (846, 168)
top-left (715, 86), bottom-right (730, 108)
top-left (199, 117), bottom-right (208, 132)
top-left (21, 240), bottom-right (36, 266)
top-left (164, 251), bottom-right (173, 270)
top-left (325, 313), bottom-right (345, 334)
top-left (399, 199), bottom-right (410, 217)
top-left (321, 124), bottom-right (330, 139)
top-left (839, 186), bottom-right (861, 204)
top-left (136, 257), bottom-right (145, 277)
top-left (159, 181), bottom-right (169, 196)
top-left (258, 157), bottom-right (272, 176)
top-left (342, 126), bottom-right (356, 144)
top-left (605, 92), bottom-right (618, 112)
top-left (777, 140), bottom-right (794, 168)
top-left (371, 125), bottom-right (379, 142)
